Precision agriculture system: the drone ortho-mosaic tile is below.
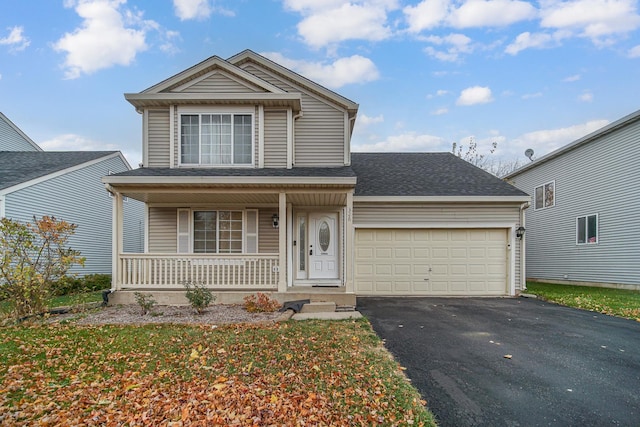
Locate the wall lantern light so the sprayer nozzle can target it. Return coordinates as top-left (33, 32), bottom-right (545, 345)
top-left (516, 226), bottom-right (526, 240)
top-left (272, 214), bottom-right (279, 229)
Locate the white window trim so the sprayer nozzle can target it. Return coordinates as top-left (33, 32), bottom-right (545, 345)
top-left (177, 106), bottom-right (255, 168)
top-left (576, 213), bottom-right (598, 245)
top-left (534, 180), bottom-right (555, 211)
top-left (177, 208), bottom-right (258, 254)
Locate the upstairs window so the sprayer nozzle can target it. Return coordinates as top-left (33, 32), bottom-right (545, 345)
top-left (534, 181), bottom-right (555, 210)
top-left (577, 214), bottom-right (598, 245)
top-left (180, 112), bottom-right (253, 166)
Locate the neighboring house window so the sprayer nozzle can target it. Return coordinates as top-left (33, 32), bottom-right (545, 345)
top-left (194, 210), bottom-right (243, 253)
top-left (576, 214), bottom-right (598, 244)
top-left (534, 181), bottom-right (555, 210)
top-left (180, 113), bottom-right (253, 166)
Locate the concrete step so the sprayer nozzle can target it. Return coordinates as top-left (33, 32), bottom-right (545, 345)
top-left (300, 301), bottom-right (336, 313)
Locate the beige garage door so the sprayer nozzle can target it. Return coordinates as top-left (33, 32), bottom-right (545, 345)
top-left (355, 229), bottom-right (508, 296)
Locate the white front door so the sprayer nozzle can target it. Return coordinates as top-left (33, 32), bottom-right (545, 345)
top-left (308, 213), bottom-right (339, 279)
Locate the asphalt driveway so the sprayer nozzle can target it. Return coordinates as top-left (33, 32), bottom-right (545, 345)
top-left (357, 297), bottom-right (640, 427)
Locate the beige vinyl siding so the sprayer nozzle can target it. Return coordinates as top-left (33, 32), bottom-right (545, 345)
top-left (258, 209), bottom-right (279, 253)
top-left (264, 110), bottom-right (287, 168)
top-left (148, 207), bottom-right (177, 253)
top-left (148, 109), bottom-right (170, 167)
top-left (354, 202), bottom-right (524, 292)
top-left (508, 117), bottom-right (640, 286)
top-left (178, 72), bottom-right (263, 93)
top-left (148, 207), bottom-right (278, 254)
top-left (241, 63), bottom-right (346, 167)
top-left (354, 203), bottom-right (521, 224)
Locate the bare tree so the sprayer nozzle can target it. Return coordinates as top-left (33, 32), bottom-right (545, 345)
top-left (452, 138), bottom-right (523, 177)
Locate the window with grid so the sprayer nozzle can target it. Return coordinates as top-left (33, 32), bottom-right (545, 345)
top-left (193, 211), bottom-right (243, 253)
top-left (180, 113), bottom-right (252, 166)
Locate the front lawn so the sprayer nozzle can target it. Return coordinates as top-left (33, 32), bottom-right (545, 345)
top-left (525, 282), bottom-right (640, 320)
top-left (0, 319), bottom-right (435, 426)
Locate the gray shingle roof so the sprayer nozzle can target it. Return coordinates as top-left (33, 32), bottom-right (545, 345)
top-left (0, 151), bottom-right (117, 191)
top-left (351, 152), bottom-right (528, 197)
top-left (111, 166), bottom-right (356, 178)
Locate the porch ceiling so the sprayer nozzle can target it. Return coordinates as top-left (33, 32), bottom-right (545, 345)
top-left (115, 185), bottom-right (351, 205)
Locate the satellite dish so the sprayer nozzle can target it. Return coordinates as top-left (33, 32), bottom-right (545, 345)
top-left (524, 148), bottom-right (534, 161)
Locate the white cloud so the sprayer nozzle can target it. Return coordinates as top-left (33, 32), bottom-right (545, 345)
top-left (563, 74), bottom-right (581, 82)
top-left (628, 44), bottom-right (640, 57)
top-left (505, 31), bottom-right (566, 54)
top-left (173, 0), bottom-right (211, 20)
top-left (261, 52), bottom-right (380, 88)
top-left (404, 0), bottom-right (450, 32)
top-left (423, 33), bottom-right (473, 61)
top-left (404, 0), bottom-right (536, 32)
top-left (447, 0), bottom-right (537, 28)
top-left (521, 92), bottom-right (543, 99)
top-left (358, 113), bottom-right (384, 126)
top-left (40, 133), bottom-right (140, 167)
top-left (54, 0), bottom-right (150, 79)
top-left (285, 0), bottom-right (398, 48)
top-left (540, 0), bottom-right (640, 45)
top-left (432, 107), bottom-right (449, 115)
top-left (456, 86), bottom-right (494, 106)
top-left (579, 92), bottom-right (593, 102)
top-left (0, 26), bottom-right (30, 52)
top-left (352, 132), bottom-right (446, 152)
top-left (509, 119), bottom-right (609, 157)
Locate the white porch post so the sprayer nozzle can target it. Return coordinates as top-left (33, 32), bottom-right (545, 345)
top-left (345, 191), bottom-right (354, 293)
top-left (278, 192), bottom-right (287, 292)
top-left (111, 192), bottom-right (124, 291)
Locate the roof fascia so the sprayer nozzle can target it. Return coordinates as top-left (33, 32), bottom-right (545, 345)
top-left (103, 175), bottom-right (357, 186)
top-left (124, 92), bottom-right (302, 112)
top-left (228, 50), bottom-right (359, 114)
top-left (1, 152), bottom-right (121, 196)
top-left (354, 195), bottom-right (531, 203)
top-left (0, 112), bottom-right (43, 151)
top-left (505, 108), bottom-right (640, 178)
top-left (141, 56), bottom-right (285, 94)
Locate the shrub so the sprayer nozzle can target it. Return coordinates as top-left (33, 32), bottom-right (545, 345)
top-left (184, 282), bottom-right (215, 314)
top-left (134, 292), bottom-right (157, 316)
top-left (0, 216), bottom-right (84, 319)
top-left (244, 292), bottom-right (281, 313)
top-left (51, 274), bottom-right (112, 296)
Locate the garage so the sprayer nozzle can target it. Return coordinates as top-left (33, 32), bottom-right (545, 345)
top-left (355, 228), bottom-right (508, 296)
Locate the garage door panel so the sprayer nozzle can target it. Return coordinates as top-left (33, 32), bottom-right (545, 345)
top-left (355, 228), bottom-right (508, 296)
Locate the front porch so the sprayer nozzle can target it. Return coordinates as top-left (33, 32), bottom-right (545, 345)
top-left (104, 169), bottom-right (357, 306)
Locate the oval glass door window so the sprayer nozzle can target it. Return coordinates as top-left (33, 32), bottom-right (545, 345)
top-left (318, 221), bottom-right (330, 252)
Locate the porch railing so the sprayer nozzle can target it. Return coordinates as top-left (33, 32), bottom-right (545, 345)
top-left (117, 253), bottom-right (279, 290)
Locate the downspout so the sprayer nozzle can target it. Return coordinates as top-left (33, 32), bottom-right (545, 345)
top-left (519, 201), bottom-right (530, 291)
top-left (291, 111), bottom-right (303, 167)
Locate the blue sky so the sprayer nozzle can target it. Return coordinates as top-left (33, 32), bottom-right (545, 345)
top-left (1, 0), bottom-right (639, 169)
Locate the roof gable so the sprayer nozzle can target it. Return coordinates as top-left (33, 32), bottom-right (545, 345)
top-left (228, 50), bottom-right (359, 114)
top-left (505, 108), bottom-right (640, 178)
top-left (0, 112), bottom-right (42, 152)
top-left (0, 151), bottom-right (120, 192)
top-left (140, 56), bottom-right (284, 95)
top-left (351, 152), bottom-right (529, 198)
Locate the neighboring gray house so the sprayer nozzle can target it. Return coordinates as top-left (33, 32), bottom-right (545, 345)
top-left (0, 114), bottom-right (144, 275)
top-left (104, 50), bottom-right (529, 305)
top-left (505, 108), bottom-right (640, 289)
top-left (0, 112), bottom-right (42, 152)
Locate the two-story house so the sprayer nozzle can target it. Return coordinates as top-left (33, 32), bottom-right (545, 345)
top-left (104, 50), bottom-right (529, 305)
top-left (505, 108), bottom-right (640, 290)
top-left (1, 112), bottom-right (144, 275)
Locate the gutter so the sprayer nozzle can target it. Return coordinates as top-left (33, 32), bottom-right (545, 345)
top-left (520, 201), bottom-right (530, 291)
